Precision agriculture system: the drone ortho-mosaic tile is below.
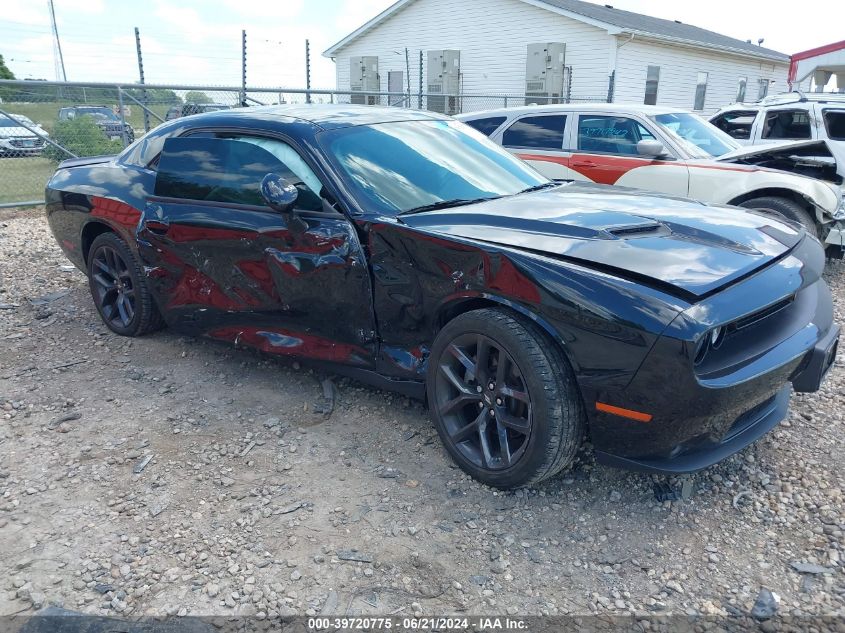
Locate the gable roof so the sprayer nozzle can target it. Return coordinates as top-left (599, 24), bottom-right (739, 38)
top-left (323, 0), bottom-right (789, 63)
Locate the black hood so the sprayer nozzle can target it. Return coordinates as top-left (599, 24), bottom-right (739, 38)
top-left (399, 182), bottom-right (804, 299)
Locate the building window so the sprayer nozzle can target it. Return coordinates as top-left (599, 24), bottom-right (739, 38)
top-left (737, 77), bottom-right (747, 102)
top-left (758, 78), bottom-right (770, 100)
top-left (501, 115), bottom-right (567, 150)
top-left (644, 65), bottom-right (660, 105)
top-left (693, 72), bottom-right (708, 110)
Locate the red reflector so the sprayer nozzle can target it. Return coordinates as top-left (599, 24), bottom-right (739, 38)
top-left (596, 402), bottom-right (652, 423)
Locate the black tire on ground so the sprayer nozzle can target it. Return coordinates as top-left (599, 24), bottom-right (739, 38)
top-left (738, 196), bottom-right (819, 238)
top-left (86, 232), bottom-right (164, 337)
top-left (427, 308), bottom-right (585, 489)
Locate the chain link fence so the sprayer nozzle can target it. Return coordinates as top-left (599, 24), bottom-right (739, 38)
top-left (0, 79), bottom-right (608, 207)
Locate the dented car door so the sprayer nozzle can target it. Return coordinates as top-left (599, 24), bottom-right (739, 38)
top-left (137, 135), bottom-right (377, 367)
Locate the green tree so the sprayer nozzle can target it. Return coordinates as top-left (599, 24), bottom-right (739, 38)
top-left (184, 91), bottom-right (212, 104)
top-left (0, 54), bottom-right (15, 102)
top-left (0, 54), bottom-right (13, 79)
top-left (43, 117), bottom-right (123, 162)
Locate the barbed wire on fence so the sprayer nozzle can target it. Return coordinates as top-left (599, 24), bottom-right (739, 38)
top-left (0, 79), bottom-right (609, 207)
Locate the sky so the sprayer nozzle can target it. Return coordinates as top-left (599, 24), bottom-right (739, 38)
top-left (1, 0), bottom-right (843, 90)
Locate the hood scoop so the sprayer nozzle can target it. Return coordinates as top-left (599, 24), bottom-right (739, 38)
top-left (605, 221), bottom-right (669, 239)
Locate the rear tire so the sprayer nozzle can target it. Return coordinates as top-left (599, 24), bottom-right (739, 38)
top-left (87, 232), bottom-right (164, 337)
top-left (738, 196), bottom-right (819, 238)
top-left (427, 308), bottom-right (585, 489)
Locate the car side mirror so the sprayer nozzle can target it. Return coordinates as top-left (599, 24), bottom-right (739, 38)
top-left (260, 173), bottom-right (299, 213)
top-left (637, 139), bottom-right (666, 158)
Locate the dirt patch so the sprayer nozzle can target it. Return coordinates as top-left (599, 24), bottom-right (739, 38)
top-left (0, 211), bottom-right (843, 618)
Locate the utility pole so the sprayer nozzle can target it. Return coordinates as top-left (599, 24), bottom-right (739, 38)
top-left (418, 50), bottom-right (423, 109)
top-left (405, 48), bottom-right (411, 107)
top-left (48, 0), bottom-right (66, 100)
top-left (135, 27), bottom-right (150, 132)
top-left (241, 30), bottom-right (247, 107)
top-left (48, 0), bottom-right (66, 81)
top-left (305, 39), bottom-right (311, 104)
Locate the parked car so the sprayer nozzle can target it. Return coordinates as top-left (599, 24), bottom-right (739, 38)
top-left (710, 91), bottom-right (845, 181)
top-left (0, 113), bottom-right (48, 157)
top-left (458, 104), bottom-right (845, 258)
top-left (165, 103), bottom-right (232, 120)
top-left (45, 106), bottom-right (839, 489)
top-left (58, 105), bottom-right (134, 143)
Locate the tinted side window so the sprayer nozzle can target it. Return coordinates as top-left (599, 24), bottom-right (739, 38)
top-left (762, 109), bottom-right (811, 139)
top-left (155, 137), bottom-right (285, 206)
top-left (464, 116), bottom-right (507, 137)
top-left (578, 115), bottom-right (655, 156)
top-left (824, 110), bottom-right (845, 141)
top-left (502, 115), bottom-right (567, 150)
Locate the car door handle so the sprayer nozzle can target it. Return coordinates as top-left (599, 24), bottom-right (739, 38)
top-left (572, 160), bottom-right (597, 167)
top-left (142, 219), bottom-right (170, 235)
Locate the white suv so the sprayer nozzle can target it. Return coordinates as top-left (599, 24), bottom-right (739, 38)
top-left (710, 92), bottom-right (845, 181)
top-left (458, 103), bottom-right (845, 258)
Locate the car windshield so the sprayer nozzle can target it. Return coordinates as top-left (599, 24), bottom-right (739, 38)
top-left (651, 112), bottom-right (740, 158)
top-left (319, 119), bottom-right (548, 215)
top-left (76, 108), bottom-right (119, 121)
top-left (0, 117), bottom-right (24, 127)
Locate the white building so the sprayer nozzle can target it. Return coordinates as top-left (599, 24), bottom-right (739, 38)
top-left (323, 0), bottom-right (790, 113)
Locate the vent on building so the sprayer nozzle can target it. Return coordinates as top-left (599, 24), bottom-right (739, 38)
top-left (427, 50), bottom-right (461, 114)
top-left (350, 56), bottom-right (380, 105)
top-left (524, 43), bottom-right (567, 105)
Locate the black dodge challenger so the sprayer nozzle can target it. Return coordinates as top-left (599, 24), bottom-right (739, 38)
top-left (45, 105), bottom-right (839, 489)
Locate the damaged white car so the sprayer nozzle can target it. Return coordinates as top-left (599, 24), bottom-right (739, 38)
top-left (458, 104), bottom-right (845, 258)
top-left (709, 91), bottom-right (845, 183)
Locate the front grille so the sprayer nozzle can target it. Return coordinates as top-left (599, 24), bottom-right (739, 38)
top-left (8, 138), bottom-right (45, 148)
top-left (732, 295), bottom-right (795, 331)
top-left (722, 394), bottom-right (777, 442)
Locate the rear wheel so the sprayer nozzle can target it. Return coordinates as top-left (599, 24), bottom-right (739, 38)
top-left (87, 232), bottom-right (164, 337)
top-left (738, 196), bottom-right (819, 238)
top-left (427, 308), bottom-right (585, 489)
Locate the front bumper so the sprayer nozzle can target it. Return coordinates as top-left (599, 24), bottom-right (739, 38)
top-left (0, 140), bottom-right (45, 155)
top-left (824, 222), bottom-right (844, 258)
top-left (587, 236), bottom-right (838, 474)
top-left (595, 386), bottom-right (789, 474)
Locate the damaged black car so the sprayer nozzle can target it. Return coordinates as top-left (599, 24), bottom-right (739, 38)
top-left (45, 106), bottom-right (840, 489)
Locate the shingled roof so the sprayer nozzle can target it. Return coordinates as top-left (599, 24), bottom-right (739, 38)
top-left (538, 0), bottom-right (788, 61)
top-left (324, 0), bottom-right (789, 63)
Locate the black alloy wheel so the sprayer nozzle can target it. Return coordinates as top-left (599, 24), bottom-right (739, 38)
top-left (428, 308), bottom-right (585, 489)
top-left (91, 244), bottom-right (136, 330)
top-left (86, 232), bottom-right (164, 337)
top-left (434, 332), bottom-right (532, 470)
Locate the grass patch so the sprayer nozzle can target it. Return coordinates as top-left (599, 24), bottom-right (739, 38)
top-left (0, 156), bottom-right (56, 204)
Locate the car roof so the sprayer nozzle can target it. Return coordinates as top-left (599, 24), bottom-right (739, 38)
top-left (457, 102), bottom-right (686, 119)
top-left (180, 104), bottom-right (451, 131)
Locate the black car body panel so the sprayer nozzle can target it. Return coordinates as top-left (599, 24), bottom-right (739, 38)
top-left (44, 105), bottom-right (839, 475)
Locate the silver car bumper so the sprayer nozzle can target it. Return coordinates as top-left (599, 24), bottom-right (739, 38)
top-left (824, 222), bottom-right (844, 257)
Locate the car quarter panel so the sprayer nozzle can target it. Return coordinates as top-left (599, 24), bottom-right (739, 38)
top-left (686, 162), bottom-right (841, 216)
top-left (365, 219), bottom-right (686, 393)
top-left (45, 161), bottom-right (155, 271)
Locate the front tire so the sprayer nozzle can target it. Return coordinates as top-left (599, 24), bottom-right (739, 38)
top-left (427, 308), bottom-right (585, 489)
top-left (87, 232), bottom-right (164, 337)
top-left (738, 196), bottom-right (819, 238)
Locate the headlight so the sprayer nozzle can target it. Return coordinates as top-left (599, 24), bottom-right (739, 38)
top-left (694, 326), bottom-right (726, 366)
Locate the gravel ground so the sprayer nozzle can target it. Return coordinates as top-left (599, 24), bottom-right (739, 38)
top-left (0, 207), bottom-right (843, 620)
